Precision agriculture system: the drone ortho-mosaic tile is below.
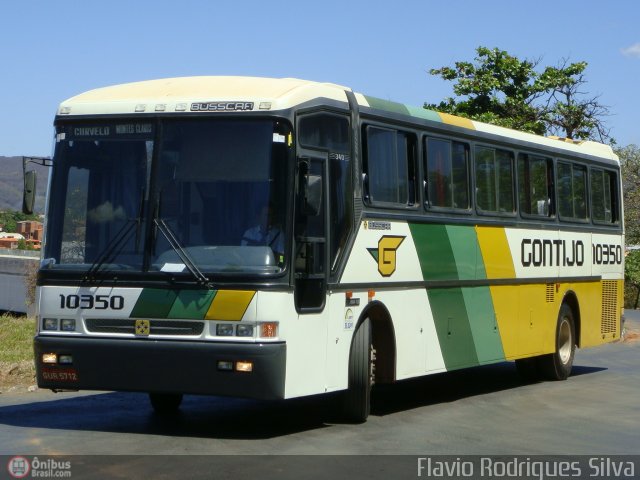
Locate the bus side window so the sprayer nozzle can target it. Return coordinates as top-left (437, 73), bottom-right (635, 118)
top-left (518, 153), bottom-right (553, 218)
top-left (474, 146), bottom-right (515, 215)
top-left (591, 168), bottom-right (619, 224)
top-left (557, 162), bottom-right (588, 221)
top-left (363, 125), bottom-right (417, 207)
top-left (425, 137), bottom-right (470, 210)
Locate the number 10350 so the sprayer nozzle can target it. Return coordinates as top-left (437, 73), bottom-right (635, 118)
top-left (59, 294), bottom-right (125, 310)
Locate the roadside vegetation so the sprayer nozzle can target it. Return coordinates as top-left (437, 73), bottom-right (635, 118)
top-left (0, 314), bottom-right (35, 392)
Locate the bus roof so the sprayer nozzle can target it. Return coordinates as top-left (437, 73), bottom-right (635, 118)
top-left (58, 76), bottom-right (351, 116)
top-left (58, 76), bottom-right (617, 162)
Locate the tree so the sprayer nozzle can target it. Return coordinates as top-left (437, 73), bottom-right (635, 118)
top-left (0, 210), bottom-right (39, 234)
top-left (625, 250), bottom-right (640, 309)
top-left (426, 47), bottom-right (611, 142)
top-left (617, 145), bottom-right (640, 308)
top-left (619, 145), bottom-right (640, 244)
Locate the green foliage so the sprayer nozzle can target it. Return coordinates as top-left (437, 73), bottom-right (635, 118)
top-left (0, 314), bottom-right (35, 363)
top-left (426, 47), bottom-right (611, 142)
top-left (625, 250), bottom-right (640, 309)
top-left (619, 145), bottom-right (640, 245)
top-left (0, 210), bottom-right (39, 234)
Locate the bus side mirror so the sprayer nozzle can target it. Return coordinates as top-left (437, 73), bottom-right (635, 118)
top-left (299, 160), bottom-right (322, 216)
top-left (23, 170), bottom-right (37, 215)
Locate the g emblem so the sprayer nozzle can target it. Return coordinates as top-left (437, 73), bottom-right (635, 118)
top-left (367, 235), bottom-right (406, 277)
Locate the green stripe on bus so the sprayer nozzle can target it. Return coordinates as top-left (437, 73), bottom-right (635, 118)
top-left (405, 106), bottom-right (442, 122)
top-left (461, 287), bottom-right (505, 364)
top-left (427, 288), bottom-right (479, 369)
top-left (410, 223), bottom-right (488, 281)
top-left (168, 289), bottom-right (217, 319)
top-left (409, 224), bottom-right (458, 280)
top-left (445, 225), bottom-right (486, 280)
top-left (363, 96), bottom-right (412, 116)
top-left (130, 288), bottom-right (178, 318)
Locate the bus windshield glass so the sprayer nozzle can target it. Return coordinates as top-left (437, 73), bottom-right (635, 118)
top-left (45, 118), bottom-right (291, 277)
top-left (151, 118), bottom-right (290, 275)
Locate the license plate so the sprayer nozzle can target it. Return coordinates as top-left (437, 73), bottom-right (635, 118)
top-left (41, 367), bottom-right (79, 382)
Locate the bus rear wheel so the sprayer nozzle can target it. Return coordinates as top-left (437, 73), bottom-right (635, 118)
top-left (149, 392), bottom-right (183, 414)
top-left (342, 318), bottom-right (374, 423)
top-left (538, 304), bottom-right (576, 381)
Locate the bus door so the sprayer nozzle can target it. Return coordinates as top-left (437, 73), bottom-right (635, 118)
top-left (294, 152), bottom-right (329, 312)
top-left (294, 111), bottom-right (352, 314)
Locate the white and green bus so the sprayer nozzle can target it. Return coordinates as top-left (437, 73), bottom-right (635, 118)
top-left (31, 76), bottom-right (623, 422)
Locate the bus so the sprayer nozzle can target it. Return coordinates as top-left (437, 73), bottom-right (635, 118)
top-left (29, 76), bottom-right (624, 422)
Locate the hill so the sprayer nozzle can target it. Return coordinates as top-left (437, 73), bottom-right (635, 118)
top-left (0, 156), bottom-right (50, 213)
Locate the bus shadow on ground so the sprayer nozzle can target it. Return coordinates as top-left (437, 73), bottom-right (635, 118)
top-left (369, 361), bottom-right (606, 418)
top-left (0, 362), bottom-right (606, 440)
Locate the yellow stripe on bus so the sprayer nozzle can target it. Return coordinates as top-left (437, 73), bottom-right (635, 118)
top-left (205, 290), bottom-right (256, 321)
top-left (475, 226), bottom-right (518, 358)
top-left (475, 226), bottom-right (515, 279)
top-left (438, 112), bottom-right (476, 130)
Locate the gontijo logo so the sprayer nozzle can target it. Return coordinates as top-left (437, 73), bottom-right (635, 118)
top-left (367, 235), bottom-right (405, 277)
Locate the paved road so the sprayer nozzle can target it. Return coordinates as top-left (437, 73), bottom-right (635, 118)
top-left (0, 313), bottom-right (638, 477)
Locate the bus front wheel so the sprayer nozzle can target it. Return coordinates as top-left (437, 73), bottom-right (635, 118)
top-left (538, 304), bottom-right (576, 381)
top-left (342, 317), bottom-right (373, 423)
top-left (149, 392), bottom-right (183, 414)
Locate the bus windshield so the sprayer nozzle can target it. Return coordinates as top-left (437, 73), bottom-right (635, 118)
top-left (45, 118), bottom-right (291, 277)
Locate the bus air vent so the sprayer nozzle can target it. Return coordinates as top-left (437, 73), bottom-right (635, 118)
top-left (545, 284), bottom-right (555, 303)
top-left (601, 281), bottom-right (618, 335)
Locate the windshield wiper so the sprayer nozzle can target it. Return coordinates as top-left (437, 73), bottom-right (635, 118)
top-left (82, 188), bottom-right (146, 283)
top-left (154, 218), bottom-right (210, 286)
top-left (82, 218), bottom-right (138, 282)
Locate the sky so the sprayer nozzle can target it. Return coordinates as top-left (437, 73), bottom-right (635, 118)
top-left (1, 0), bottom-right (639, 157)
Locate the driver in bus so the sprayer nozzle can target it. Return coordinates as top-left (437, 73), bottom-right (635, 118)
top-left (241, 204), bottom-right (284, 257)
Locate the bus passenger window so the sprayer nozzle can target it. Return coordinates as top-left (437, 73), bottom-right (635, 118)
top-left (557, 162), bottom-right (588, 221)
top-left (518, 153), bottom-right (553, 218)
top-left (363, 126), bottom-right (416, 207)
top-left (425, 137), bottom-right (469, 210)
top-left (591, 168), bottom-right (619, 224)
top-left (475, 146), bottom-right (515, 215)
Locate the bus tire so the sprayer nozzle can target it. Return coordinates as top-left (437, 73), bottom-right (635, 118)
top-left (149, 393), bottom-right (183, 413)
top-left (343, 318), bottom-right (373, 423)
top-left (538, 304), bottom-right (576, 381)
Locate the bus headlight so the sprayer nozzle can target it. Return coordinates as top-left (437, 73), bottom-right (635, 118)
top-left (42, 353), bottom-right (57, 364)
top-left (60, 319), bottom-right (76, 332)
top-left (236, 324), bottom-right (254, 337)
top-left (58, 355), bottom-right (73, 365)
top-left (43, 318), bottom-right (59, 331)
top-left (235, 361), bottom-right (253, 372)
top-left (216, 324), bottom-right (234, 336)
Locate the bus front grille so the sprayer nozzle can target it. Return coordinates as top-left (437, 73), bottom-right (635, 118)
top-left (85, 319), bottom-right (204, 336)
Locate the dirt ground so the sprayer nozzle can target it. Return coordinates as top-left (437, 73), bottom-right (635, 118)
top-left (0, 360), bottom-right (36, 394)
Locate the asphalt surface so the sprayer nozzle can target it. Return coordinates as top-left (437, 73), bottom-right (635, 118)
top-left (0, 312), bottom-right (638, 478)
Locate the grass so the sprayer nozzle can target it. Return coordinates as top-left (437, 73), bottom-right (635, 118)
top-left (0, 314), bottom-right (35, 363)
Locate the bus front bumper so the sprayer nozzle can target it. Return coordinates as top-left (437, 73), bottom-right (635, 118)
top-left (34, 335), bottom-right (286, 399)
